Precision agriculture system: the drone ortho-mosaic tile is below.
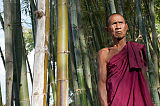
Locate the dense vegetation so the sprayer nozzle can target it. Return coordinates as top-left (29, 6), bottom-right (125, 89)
top-left (0, 0), bottom-right (159, 105)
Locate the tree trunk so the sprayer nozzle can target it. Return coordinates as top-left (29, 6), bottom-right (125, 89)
top-left (57, 0), bottom-right (69, 105)
top-left (3, 0), bottom-right (14, 105)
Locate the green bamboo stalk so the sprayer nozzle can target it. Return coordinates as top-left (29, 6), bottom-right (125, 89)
top-left (49, 0), bottom-right (57, 105)
top-left (57, 0), bottom-right (69, 105)
top-left (117, 0), bottom-right (123, 15)
top-left (150, 0), bottom-right (159, 90)
top-left (31, 0), bottom-right (49, 105)
top-left (47, 77), bottom-right (50, 106)
top-left (84, 0), bottom-right (101, 50)
top-left (108, 0), bottom-right (116, 14)
top-left (19, 48), bottom-right (30, 106)
top-left (11, 1), bottom-right (20, 105)
top-left (11, 0), bottom-right (30, 105)
top-left (29, 0), bottom-right (37, 46)
top-left (3, 0), bottom-right (14, 105)
top-left (68, 13), bottom-right (80, 105)
top-left (70, 0), bottom-right (87, 105)
top-left (48, 61), bottom-right (56, 106)
top-left (76, 0), bottom-right (93, 105)
top-left (136, 0), bottom-right (160, 105)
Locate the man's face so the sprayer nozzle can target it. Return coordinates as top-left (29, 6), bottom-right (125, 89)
top-left (107, 14), bottom-right (128, 39)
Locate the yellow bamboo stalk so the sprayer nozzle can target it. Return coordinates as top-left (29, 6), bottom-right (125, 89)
top-left (57, 0), bottom-right (69, 106)
top-left (43, 0), bottom-right (50, 105)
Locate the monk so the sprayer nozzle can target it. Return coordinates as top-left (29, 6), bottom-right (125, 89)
top-left (97, 13), bottom-right (153, 106)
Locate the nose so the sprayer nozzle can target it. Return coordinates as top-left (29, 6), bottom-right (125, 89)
top-left (116, 23), bottom-right (121, 28)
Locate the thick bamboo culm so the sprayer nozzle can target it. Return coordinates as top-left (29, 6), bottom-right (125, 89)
top-left (31, 0), bottom-right (49, 105)
top-left (57, 0), bottom-right (69, 106)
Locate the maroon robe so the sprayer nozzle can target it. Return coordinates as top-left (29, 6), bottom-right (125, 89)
top-left (106, 41), bottom-right (153, 106)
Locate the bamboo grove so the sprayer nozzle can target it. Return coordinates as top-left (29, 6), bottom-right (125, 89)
top-left (0, 0), bottom-right (160, 105)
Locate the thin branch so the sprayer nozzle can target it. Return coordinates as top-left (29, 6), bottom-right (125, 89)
top-left (0, 13), bottom-right (4, 30)
top-left (0, 46), bottom-right (5, 67)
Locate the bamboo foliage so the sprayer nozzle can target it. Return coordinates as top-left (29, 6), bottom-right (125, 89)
top-left (31, 0), bottom-right (49, 105)
top-left (57, 0), bottom-right (69, 105)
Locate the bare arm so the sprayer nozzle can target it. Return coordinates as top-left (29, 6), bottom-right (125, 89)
top-left (97, 49), bottom-right (108, 106)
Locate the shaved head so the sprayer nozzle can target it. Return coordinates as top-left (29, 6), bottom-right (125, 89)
top-left (106, 13), bottom-right (126, 27)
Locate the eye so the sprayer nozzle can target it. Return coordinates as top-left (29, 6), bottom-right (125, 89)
top-left (112, 22), bottom-right (117, 25)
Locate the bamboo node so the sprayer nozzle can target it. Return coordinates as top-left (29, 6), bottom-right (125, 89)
top-left (58, 50), bottom-right (70, 54)
top-left (52, 1), bottom-right (55, 6)
top-left (75, 88), bottom-right (86, 94)
top-left (34, 10), bottom-right (45, 19)
top-left (33, 92), bottom-right (39, 95)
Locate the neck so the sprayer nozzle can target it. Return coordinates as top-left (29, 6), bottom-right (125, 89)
top-left (112, 37), bottom-right (126, 50)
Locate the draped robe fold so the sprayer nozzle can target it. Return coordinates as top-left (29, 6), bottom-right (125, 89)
top-left (106, 41), bottom-right (153, 106)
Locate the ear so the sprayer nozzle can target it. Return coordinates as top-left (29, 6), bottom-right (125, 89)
top-left (104, 26), bottom-right (109, 32)
top-left (125, 24), bottom-right (128, 30)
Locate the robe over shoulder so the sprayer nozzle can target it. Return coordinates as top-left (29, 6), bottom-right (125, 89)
top-left (106, 41), bottom-right (153, 106)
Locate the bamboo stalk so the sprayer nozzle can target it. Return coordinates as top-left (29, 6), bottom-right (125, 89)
top-left (70, 0), bottom-right (88, 105)
top-left (108, 0), bottom-right (116, 14)
top-left (26, 56), bottom-right (33, 84)
top-left (49, 0), bottom-right (57, 105)
top-left (31, 0), bottom-right (49, 105)
top-left (136, 0), bottom-right (160, 105)
top-left (57, 0), bottom-right (69, 105)
top-left (68, 12), bottom-right (81, 105)
top-left (76, 0), bottom-right (93, 105)
top-left (3, 0), bottom-right (14, 105)
top-left (29, 0), bottom-right (37, 46)
top-left (19, 49), bottom-right (30, 106)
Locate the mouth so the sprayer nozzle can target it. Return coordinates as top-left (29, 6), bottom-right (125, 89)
top-left (116, 31), bottom-right (122, 34)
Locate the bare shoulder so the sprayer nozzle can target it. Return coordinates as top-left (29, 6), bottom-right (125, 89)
top-left (98, 48), bottom-right (109, 55)
top-left (98, 48), bottom-right (109, 62)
